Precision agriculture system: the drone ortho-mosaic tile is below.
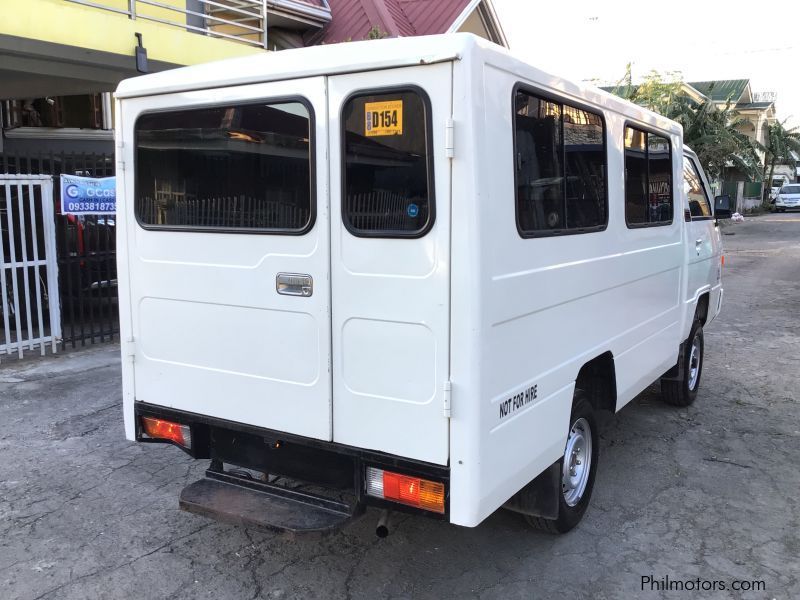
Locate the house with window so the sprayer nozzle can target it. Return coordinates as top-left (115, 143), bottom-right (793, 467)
top-left (1, 0), bottom-right (505, 165)
top-left (686, 80), bottom-right (777, 156)
top-left (0, 0), bottom-right (335, 160)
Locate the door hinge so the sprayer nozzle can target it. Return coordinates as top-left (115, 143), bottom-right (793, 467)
top-left (123, 338), bottom-right (136, 362)
top-left (445, 118), bottom-right (454, 159)
top-left (443, 380), bottom-right (452, 418)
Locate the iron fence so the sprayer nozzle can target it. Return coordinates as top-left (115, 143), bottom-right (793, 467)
top-left (1, 151), bottom-right (119, 349)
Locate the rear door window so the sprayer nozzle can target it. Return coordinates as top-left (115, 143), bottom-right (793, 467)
top-left (341, 89), bottom-right (434, 237)
top-left (135, 100), bottom-right (314, 233)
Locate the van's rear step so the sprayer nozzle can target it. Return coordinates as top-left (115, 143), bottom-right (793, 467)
top-left (179, 470), bottom-right (363, 535)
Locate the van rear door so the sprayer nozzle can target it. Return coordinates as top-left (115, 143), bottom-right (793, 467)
top-left (124, 77), bottom-right (332, 441)
top-left (328, 65), bottom-right (452, 465)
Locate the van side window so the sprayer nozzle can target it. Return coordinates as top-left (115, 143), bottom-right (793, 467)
top-left (514, 89), bottom-right (607, 236)
top-left (342, 89), bottom-right (434, 237)
top-left (624, 126), bottom-right (673, 227)
top-left (135, 101), bottom-right (314, 233)
top-left (683, 158), bottom-right (712, 218)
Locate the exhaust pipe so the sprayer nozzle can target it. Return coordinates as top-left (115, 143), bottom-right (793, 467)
top-left (375, 509), bottom-right (391, 538)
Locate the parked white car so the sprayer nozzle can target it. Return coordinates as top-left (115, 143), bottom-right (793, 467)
top-left (114, 34), bottom-right (729, 536)
top-left (775, 184), bottom-right (800, 211)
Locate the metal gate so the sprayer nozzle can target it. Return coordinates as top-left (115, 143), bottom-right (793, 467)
top-left (2, 151), bottom-right (119, 350)
top-left (0, 175), bottom-right (61, 359)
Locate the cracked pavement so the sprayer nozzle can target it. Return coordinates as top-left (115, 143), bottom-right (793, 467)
top-left (1, 213), bottom-right (799, 599)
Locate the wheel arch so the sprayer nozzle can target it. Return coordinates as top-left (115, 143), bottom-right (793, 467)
top-left (575, 351), bottom-right (617, 413)
top-left (696, 292), bottom-right (710, 325)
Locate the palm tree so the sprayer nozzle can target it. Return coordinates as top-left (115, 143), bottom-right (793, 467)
top-left (673, 98), bottom-right (762, 181)
top-left (762, 120), bottom-right (800, 196)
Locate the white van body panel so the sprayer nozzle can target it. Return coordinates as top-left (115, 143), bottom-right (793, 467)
top-left (683, 150), bottom-right (723, 334)
top-left (119, 77), bottom-right (333, 441)
top-left (328, 65), bottom-right (452, 465)
top-left (117, 34), bottom-right (724, 529)
top-left (448, 48), bottom-right (686, 526)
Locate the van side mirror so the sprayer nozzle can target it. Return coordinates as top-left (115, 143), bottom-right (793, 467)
top-left (714, 195), bottom-right (732, 219)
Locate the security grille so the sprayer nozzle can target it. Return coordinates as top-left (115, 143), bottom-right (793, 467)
top-left (0, 175), bottom-right (61, 360)
top-left (1, 151), bottom-right (119, 349)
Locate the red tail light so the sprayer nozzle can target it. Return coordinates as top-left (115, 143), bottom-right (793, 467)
top-left (141, 416), bottom-right (192, 448)
top-left (365, 467), bottom-right (445, 513)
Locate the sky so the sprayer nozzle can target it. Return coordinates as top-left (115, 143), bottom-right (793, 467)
top-left (493, 0), bottom-right (800, 127)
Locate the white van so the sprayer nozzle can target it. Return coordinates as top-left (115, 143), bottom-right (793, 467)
top-left (115, 34), bottom-right (729, 535)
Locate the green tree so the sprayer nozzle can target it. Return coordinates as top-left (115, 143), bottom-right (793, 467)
top-left (607, 67), bottom-right (762, 180)
top-left (365, 26), bottom-right (388, 40)
top-left (762, 120), bottom-right (800, 194)
top-left (673, 98), bottom-right (762, 181)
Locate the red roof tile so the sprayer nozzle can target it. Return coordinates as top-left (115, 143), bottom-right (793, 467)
top-left (313, 0), bottom-right (471, 45)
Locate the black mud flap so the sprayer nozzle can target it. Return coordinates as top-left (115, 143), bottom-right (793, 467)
top-left (502, 461), bottom-right (560, 520)
top-left (180, 470), bottom-right (364, 536)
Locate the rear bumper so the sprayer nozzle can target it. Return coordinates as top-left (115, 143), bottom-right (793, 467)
top-left (134, 402), bottom-right (450, 523)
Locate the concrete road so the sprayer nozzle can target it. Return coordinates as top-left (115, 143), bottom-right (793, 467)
top-left (1, 214), bottom-right (798, 600)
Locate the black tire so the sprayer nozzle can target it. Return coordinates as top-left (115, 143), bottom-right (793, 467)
top-left (661, 320), bottom-right (704, 407)
top-left (525, 393), bottom-right (599, 534)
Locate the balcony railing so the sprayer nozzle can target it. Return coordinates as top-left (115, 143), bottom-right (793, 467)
top-left (65, 0), bottom-right (273, 48)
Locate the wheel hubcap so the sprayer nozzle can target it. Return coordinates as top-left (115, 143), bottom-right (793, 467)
top-left (688, 334), bottom-right (701, 391)
top-left (562, 417), bottom-right (592, 507)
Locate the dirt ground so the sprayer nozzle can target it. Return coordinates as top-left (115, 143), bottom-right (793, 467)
top-left (1, 213), bottom-right (798, 599)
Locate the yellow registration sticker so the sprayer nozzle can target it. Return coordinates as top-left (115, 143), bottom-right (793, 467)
top-left (365, 100), bottom-right (403, 136)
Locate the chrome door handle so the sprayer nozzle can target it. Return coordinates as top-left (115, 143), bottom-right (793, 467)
top-left (695, 239), bottom-right (703, 254)
top-left (276, 273), bottom-right (313, 297)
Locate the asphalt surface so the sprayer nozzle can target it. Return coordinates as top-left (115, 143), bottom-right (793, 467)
top-left (1, 213), bottom-right (799, 599)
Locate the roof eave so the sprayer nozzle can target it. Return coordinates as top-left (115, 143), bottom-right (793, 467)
top-left (447, 0), bottom-right (509, 48)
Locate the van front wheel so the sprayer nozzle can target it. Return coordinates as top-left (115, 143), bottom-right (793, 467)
top-left (661, 321), bottom-right (704, 407)
top-left (525, 394), bottom-right (598, 534)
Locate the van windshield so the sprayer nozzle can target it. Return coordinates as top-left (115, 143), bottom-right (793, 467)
top-left (781, 185), bottom-right (800, 194)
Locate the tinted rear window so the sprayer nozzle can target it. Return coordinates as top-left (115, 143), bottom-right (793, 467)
top-left (781, 185), bottom-right (800, 194)
top-left (341, 89), bottom-right (434, 237)
top-left (135, 101), bottom-right (314, 233)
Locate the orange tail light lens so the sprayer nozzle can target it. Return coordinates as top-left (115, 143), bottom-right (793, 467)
top-left (141, 416), bottom-right (192, 449)
top-left (365, 467), bottom-right (445, 514)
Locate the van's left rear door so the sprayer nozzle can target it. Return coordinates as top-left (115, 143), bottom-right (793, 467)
top-left (122, 78), bottom-right (332, 440)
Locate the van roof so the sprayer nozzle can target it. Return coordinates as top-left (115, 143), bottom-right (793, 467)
top-left (115, 33), bottom-right (680, 136)
top-left (115, 33), bottom-right (470, 99)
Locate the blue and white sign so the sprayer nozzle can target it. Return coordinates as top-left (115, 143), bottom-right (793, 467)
top-left (60, 175), bottom-right (116, 215)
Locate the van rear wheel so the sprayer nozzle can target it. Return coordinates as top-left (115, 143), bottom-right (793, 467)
top-left (525, 393), bottom-right (598, 534)
top-left (661, 320), bottom-right (704, 407)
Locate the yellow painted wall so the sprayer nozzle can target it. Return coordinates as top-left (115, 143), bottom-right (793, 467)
top-left (2, 0), bottom-right (262, 66)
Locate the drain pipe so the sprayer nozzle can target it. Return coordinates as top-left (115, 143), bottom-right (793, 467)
top-left (375, 509), bottom-right (391, 538)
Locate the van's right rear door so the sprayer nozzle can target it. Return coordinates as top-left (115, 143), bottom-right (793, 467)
top-left (327, 64), bottom-right (453, 466)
